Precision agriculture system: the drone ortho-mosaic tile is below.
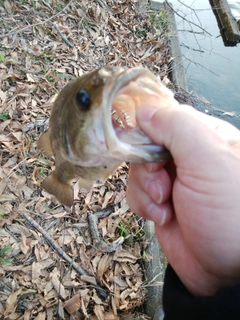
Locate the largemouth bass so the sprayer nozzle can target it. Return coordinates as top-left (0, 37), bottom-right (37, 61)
top-left (38, 66), bottom-right (175, 206)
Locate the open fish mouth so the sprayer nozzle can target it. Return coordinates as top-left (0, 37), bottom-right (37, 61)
top-left (101, 67), bottom-right (174, 162)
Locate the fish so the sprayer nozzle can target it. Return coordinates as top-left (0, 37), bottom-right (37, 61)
top-left (37, 66), bottom-right (175, 206)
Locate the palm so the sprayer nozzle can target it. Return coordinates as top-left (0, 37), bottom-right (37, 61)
top-left (127, 103), bottom-right (240, 296)
top-left (155, 158), bottom-right (240, 296)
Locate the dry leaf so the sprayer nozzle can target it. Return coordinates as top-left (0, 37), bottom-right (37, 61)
top-left (0, 0), bottom-right (169, 316)
top-left (98, 254), bottom-right (113, 283)
top-left (64, 293), bottom-right (81, 314)
top-left (94, 304), bottom-right (105, 320)
top-left (51, 272), bottom-right (67, 299)
top-left (5, 288), bottom-right (22, 315)
top-left (113, 246), bottom-right (139, 264)
top-left (80, 275), bottom-right (97, 286)
top-left (4, 0), bottom-right (12, 14)
top-left (34, 312), bottom-right (46, 320)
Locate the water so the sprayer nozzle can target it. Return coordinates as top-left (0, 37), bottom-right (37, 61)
top-left (170, 0), bottom-right (240, 112)
top-left (229, 0), bottom-right (240, 19)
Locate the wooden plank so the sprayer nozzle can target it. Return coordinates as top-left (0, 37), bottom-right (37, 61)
top-left (209, 0), bottom-right (240, 46)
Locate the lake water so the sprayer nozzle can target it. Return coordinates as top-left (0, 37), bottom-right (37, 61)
top-left (170, 0), bottom-right (240, 112)
top-left (229, 0), bottom-right (240, 19)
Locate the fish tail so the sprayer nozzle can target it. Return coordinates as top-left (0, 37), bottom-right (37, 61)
top-left (41, 171), bottom-right (74, 207)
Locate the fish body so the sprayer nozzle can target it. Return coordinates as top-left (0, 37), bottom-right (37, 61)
top-left (38, 66), bottom-right (175, 206)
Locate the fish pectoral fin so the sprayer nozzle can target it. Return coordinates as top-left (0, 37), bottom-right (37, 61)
top-left (37, 131), bottom-right (54, 158)
top-left (78, 177), bottom-right (94, 191)
top-left (42, 171), bottom-right (74, 207)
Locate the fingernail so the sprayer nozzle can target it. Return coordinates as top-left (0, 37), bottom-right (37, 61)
top-left (159, 208), bottom-right (167, 226)
top-left (136, 105), bottom-right (159, 122)
top-left (147, 203), bottom-right (166, 226)
top-left (145, 180), bottom-right (163, 204)
top-left (145, 163), bottom-right (164, 173)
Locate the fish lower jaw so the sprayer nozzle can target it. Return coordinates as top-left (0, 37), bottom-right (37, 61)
top-left (62, 149), bottom-right (123, 168)
top-left (107, 141), bottom-right (172, 163)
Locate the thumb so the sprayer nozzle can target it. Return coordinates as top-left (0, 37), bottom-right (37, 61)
top-left (136, 103), bottom-right (240, 167)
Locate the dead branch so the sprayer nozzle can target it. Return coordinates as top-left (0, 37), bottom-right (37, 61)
top-left (88, 207), bottom-right (124, 252)
top-left (53, 23), bottom-right (74, 48)
top-left (182, 53), bottom-right (220, 77)
top-left (181, 43), bottom-right (205, 53)
top-left (167, 1), bottom-right (229, 64)
top-left (177, 0), bottom-right (208, 29)
top-left (177, 29), bottom-right (204, 34)
top-left (165, 0), bottom-right (212, 36)
top-left (22, 212), bottom-right (106, 297)
top-left (0, 0), bottom-right (74, 39)
top-left (23, 212), bottom-right (87, 275)
top-left (23, 212), bottom-right (109, 297)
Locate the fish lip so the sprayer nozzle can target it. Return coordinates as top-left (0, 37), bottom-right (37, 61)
top-left (101, 67), bottom-right (172, 162)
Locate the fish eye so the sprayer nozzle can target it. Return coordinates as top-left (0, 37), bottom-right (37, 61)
top-left (76, 88), bottom-right (91, 110)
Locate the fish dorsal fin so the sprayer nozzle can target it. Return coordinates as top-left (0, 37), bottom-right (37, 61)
top-left (37, 131), bottom-right (54, 158)
top-left (42, 171), bottom-right (74, 207)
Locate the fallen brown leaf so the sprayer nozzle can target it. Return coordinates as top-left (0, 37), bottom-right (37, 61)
top-left (0, 0), bottom-right (171, 317)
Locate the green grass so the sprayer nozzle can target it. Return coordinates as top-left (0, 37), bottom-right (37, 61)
top-left (118, 221), bottom-right (130, 237)
top-left (135, 28), bottom-right (148, 38)
top-left (38, 51), bottom-right (55, 62)
top-left (118, 219), bottom-right (145, 242)
top-left (150, 10), bottom-right (169, 32)
top-left (0, 52), bottom-right (6, 62)
top-left (0, 111), bottom-right (10, 122)
top-left (0, 246), bottom-right (12, 265)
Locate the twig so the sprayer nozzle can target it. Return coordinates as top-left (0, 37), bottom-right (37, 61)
top-left (97, 0), bottom-right (107, 9)
top-left (0, 280), bottom-right (12, 293)
top-left (88, 207), bottom-right (124, 253)
top-left (23, 212), bottom-right (87, 276)
top-left (181, 43), bottom-right (205, 53)
top-left (167, 1), bottom-right (230, 60)
top-left (165, 0), bottom-right (212, 36)
top-left (177, 0), bottom-right (214, 12)
top-left (182, 53), bottom-right (220, 77)
top-left (177, 29), bottom-right (204, 35)
top-left (0, 0), bottom-right (74, 39)
top-left (53, 23), bottom-right (74, 48)
top-left (7, 157), bottom-right (29, 178)
top-left (143, 272), bottom-right (164, 287)
top-left (23, 212), bottom-right (108, 297)
top-left (177, 0), bottom-right (205, 30)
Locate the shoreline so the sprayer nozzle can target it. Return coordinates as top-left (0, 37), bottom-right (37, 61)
top-left (151, 0), bottom-right (188, 90)
top-left (143, 1), bottom-right (188, 318)
top-left (143, 2), bottom-right (240, 318)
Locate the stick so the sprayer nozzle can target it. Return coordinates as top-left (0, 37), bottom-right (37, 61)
top-left (88, 207), bottom-right (124, 253)
top-left (23, 212), bottom-right (86, 275)
top-left (22, 212), bottom-right (108, 297)
top-left (53, 23), bottom-right (74, 48)
top-left (165, 0), bottom-right (212, 36)
top-left (0, 0), bottom-right (74, 39)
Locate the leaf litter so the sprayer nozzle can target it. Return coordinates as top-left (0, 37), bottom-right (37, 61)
top-left (0, 0), bottom-right (171, 318)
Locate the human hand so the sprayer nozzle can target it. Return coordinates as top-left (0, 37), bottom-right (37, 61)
top-left (126, 102), bottom-right (240, 296)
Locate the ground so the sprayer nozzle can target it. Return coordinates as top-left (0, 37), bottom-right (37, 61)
top-left (0, 1), bottom-right (171, 319)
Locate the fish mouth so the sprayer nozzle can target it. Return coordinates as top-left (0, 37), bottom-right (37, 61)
top-left (101, 67), bottom-right (175, 162)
